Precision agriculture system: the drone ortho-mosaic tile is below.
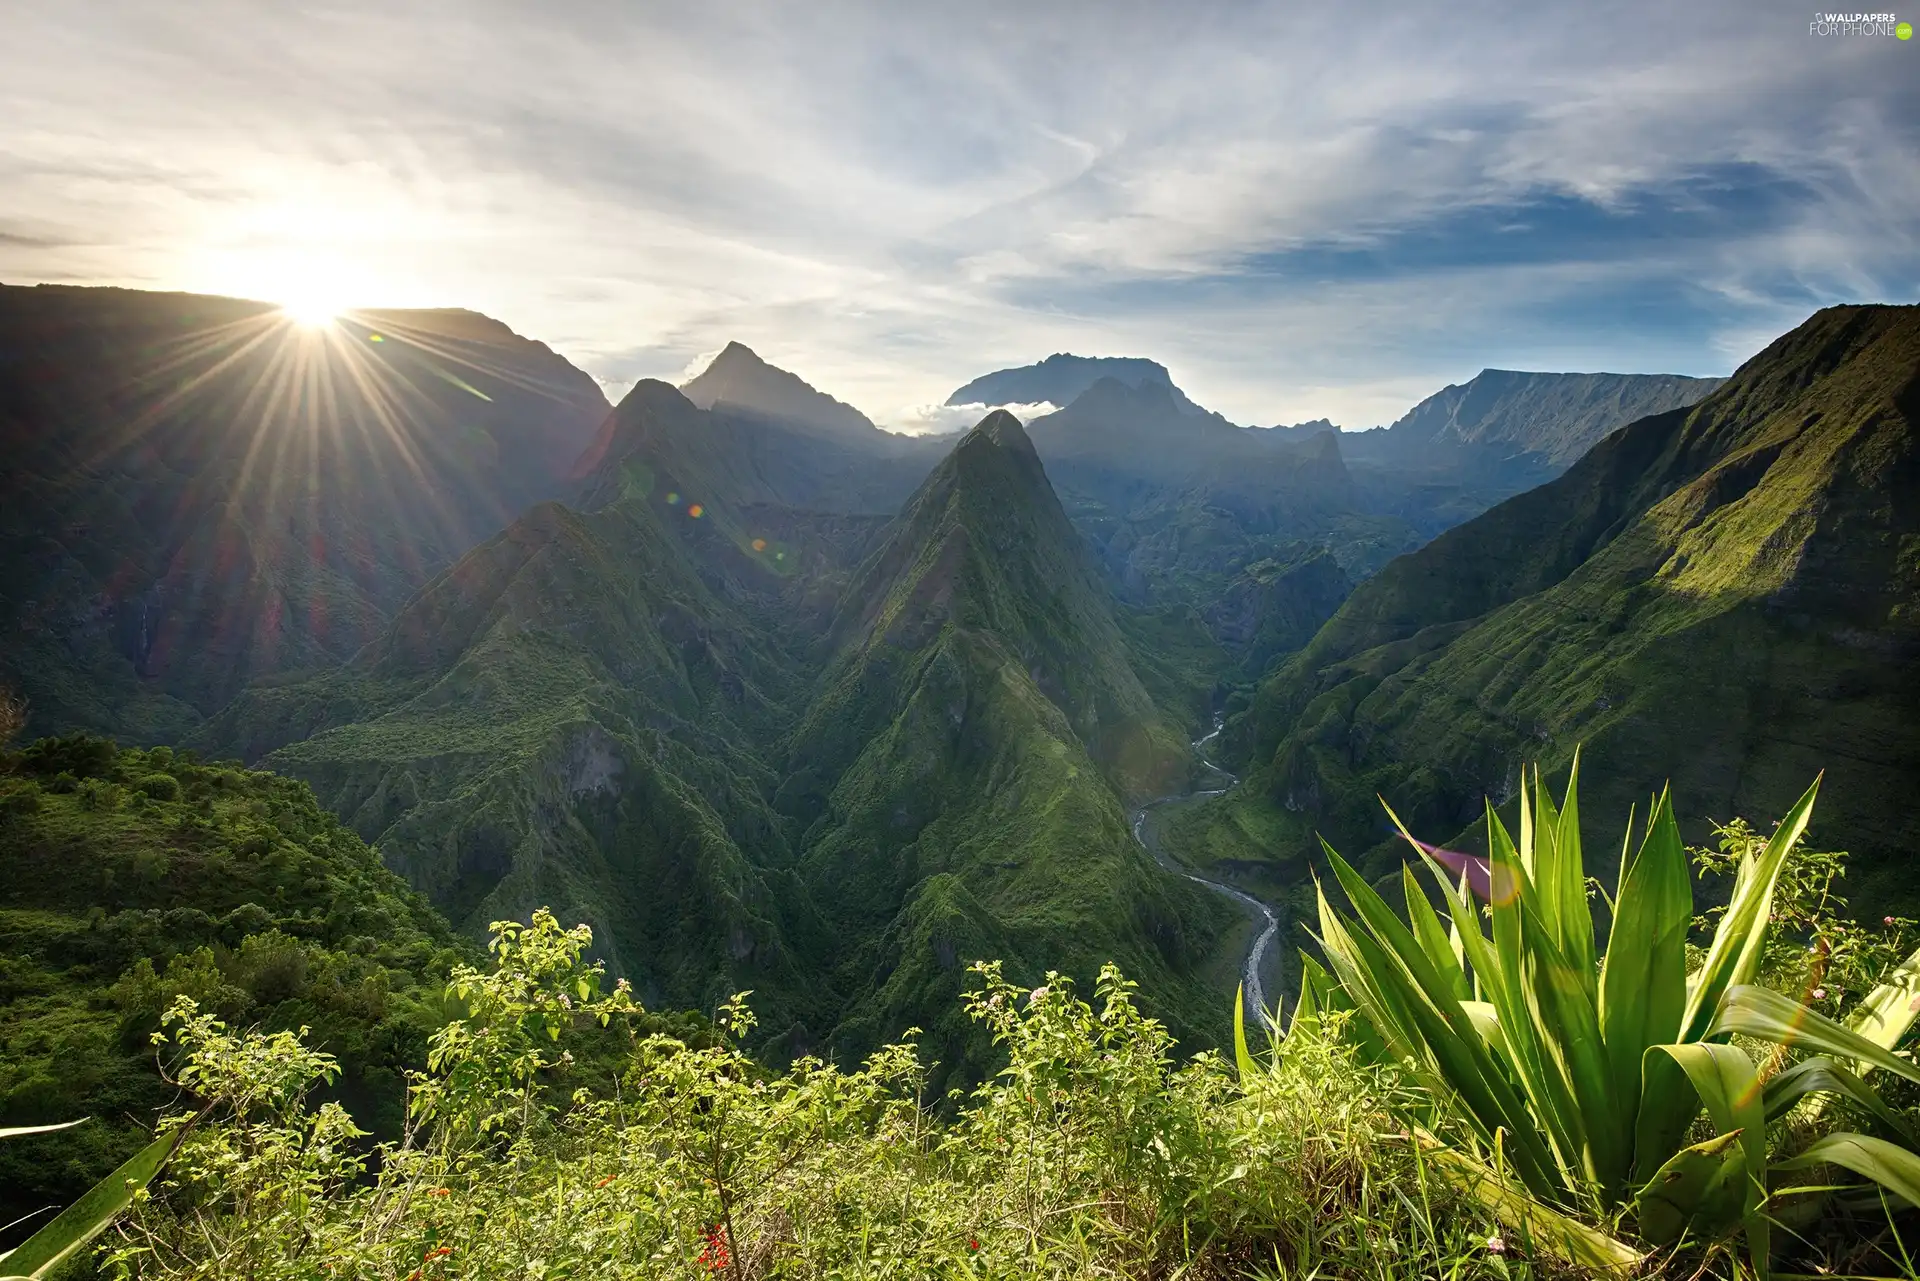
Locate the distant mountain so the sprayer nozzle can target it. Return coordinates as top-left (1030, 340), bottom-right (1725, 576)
top-left (0, 285), bottom-right (610, 742)
top-left (1022, 377), bottom-right (1362, 618)
top-left (946, 353), bottom-right (1206, 416)
top-left (1343, 368), bottom-right (1723, 470)
top-left (681, 340), bottom-right (892, 445)
top-left (1210, 304), bottom-right (1920, 905)
top-left (783, 410), bottom-right (1230, 1067)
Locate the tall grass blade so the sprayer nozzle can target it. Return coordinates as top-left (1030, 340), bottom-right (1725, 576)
top-left (0, 1122), bottom-right (191, 1278)
top-left (1597, 786), bottom-right (1689, 1146)
top-left (1402, 865), bottom-right (1470, 1002)
top-left (1233, 984), bottom-right (1258, 1081)
top-left (1639, 1043), bottom-right (1769, 1275)
top-left (0, 1121), bottom-right (87, 1141)
top-left (1421, 1140), bottom-right (1642, 1274)
top-left (1318, 857), bottom-right (1564, 1198)
top-left (1764, 1057), bottom-right (1915, 1141)
top-left (1846, 942), bottom-right (1920, 1076)
top-left (1776, 1132), bottom-right (1920, 1209)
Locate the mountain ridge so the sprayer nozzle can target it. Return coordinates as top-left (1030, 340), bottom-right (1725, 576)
top-left (1195, 303), bottom-right (1919, 909)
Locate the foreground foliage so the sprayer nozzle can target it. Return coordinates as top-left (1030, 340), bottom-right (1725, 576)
top-left (1296, 759), bottom-right (1920, 1277)
top-left (101, 912), bottom-right (1534, 1280)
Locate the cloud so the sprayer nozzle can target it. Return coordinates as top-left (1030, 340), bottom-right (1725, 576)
top-left (884, 401), bottom-right (1061, 436)
top-left (0, 0), bottom-right (1913, 428)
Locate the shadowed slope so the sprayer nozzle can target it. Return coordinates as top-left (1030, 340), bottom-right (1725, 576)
top-left (0, 285), bottom-right (609, 741)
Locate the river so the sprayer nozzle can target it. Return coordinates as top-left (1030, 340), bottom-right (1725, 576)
top-left (1129, 718), bottom-right (1284, 1030)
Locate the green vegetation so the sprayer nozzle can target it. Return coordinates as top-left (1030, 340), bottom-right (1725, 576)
top-left (1299, 762), bottom-right (1920, 1276)
top-left (53, 763), bottom-right (1920, 1280)
top-left (1209, 304), bottom-right (1920, 913)
top-left (193, 405), bottom-right (1244, 1083)
top-left (0, 733), bottom-right (468, 1229)
top-left (97, 912), bottom-right (1532, 1281)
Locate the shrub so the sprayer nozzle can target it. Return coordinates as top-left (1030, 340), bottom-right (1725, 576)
top-left (109, 914), bottom-right (1518, 1281)
top-left (136, 773), bottom-right (181, 801)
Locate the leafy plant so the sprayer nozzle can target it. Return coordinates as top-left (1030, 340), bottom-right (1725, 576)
top-left (1299, 757), bottom-right (1920, 1274)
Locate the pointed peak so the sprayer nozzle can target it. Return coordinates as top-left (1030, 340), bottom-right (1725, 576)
top-left (962, 408), bottom-right (1039, 458)
top-left (615, 377), bottom-right (696, 413)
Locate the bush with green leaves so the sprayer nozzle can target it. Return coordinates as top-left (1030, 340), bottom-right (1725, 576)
top-left (1294, 757), bottom-right (1920, 1277)
top-left (102, 910), bottom-right (1534, 1280)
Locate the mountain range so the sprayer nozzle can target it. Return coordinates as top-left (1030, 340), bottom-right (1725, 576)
top-left (0, 285), bottom-right (609, 742)
top-left (3, 282), bottom-right (1911, 1102)
top-left (1172, 304), bottom-right (1918, 928)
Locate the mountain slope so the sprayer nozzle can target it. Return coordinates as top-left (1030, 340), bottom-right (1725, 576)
top-left (1023, 378), bottom-right (1363, 615)
top-left (1215, 304), bottom-right (1919, 900)
top-left (200, 380), bottom-right (845, 1034)
top-left (681, 340), bottom-right (888, 445)
top-left (1342, 368), bottom-right (1724, 470)
top-left (0, 735), bottom-right (464, 1228)
top-left (0, 285), bottom-right (610, 742)
top-left (946, 352), bottom-right (1205, 415)
top-left (783, 412), bottom-right (1234, 1067)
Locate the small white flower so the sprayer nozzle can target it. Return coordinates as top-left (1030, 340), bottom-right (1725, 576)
top-left (1028, 986), bottom-right (1050, 1005)
top-left (558, 993), bottom-right (573, 1009)
top-left (1487, 1235), bottom-right (1506, 1255)
top-left (1812, 987), bottom-right (1828, 1000)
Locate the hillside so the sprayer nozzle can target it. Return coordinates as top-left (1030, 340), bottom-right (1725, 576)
top-left (199, 380), bottom-right (838, 1037)
top-left (0, 733), bottom-right (466, 1226)
top-left (1189, 304), bottom-right (1919, 906)
top-left (0, 285), bottom-right (609, 743)
top-left (1023, 378), bottom-right (1366, 622)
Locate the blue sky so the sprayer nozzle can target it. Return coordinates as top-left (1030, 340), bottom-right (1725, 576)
top-left (1, 1), bottom-right (1915, 430)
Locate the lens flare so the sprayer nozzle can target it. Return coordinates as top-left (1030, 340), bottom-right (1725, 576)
top-left (751, 538), bottom-right (767, 551)
top-left (687, 504), bottom-right (704, 519)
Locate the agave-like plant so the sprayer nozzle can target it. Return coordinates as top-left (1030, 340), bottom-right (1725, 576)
top-left (1261, 759), bottom-right (1920, 1275)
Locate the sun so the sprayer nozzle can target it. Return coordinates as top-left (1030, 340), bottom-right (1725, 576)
top-left (280, 287), bottom-right (347, 328)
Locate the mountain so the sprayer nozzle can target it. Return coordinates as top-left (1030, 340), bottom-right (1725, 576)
top-left (1022, 378), bottom-right (1364, 620)
top-left (0, 285), bottom-right (610, 743)
top-left (1201, 543), bottom-right (1354, 682)
top-left (681, 340), bottom-right (892, 446)
top-left (1196, 304), bottom-right (1919, 906)
top-left (1342, 368), bottom-right (1724, 473)
top-left (946, 353), bottom-right (1206, 415)
top-left (199, 379), bottom-right (837, 1031)
top-left (202, 400), bottom-right (1237, 1075)
top-left (779, 411), bottom-right (1232, 1065)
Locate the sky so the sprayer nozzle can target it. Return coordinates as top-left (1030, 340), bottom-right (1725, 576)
top-left (2, 2), bottom-right (1916, 432)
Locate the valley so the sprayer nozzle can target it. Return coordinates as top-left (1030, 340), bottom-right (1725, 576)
top-left (4, 286), bottom-right (1914, 1253)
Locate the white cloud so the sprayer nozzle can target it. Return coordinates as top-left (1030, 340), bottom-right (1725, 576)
top-left (0, 0), bottom-right (1912, 425)
top-left (884, 401), bottom-right (1060, 436)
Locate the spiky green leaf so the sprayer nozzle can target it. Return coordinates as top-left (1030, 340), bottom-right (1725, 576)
top-left (0, 1122), bottom-right (191, 1278)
